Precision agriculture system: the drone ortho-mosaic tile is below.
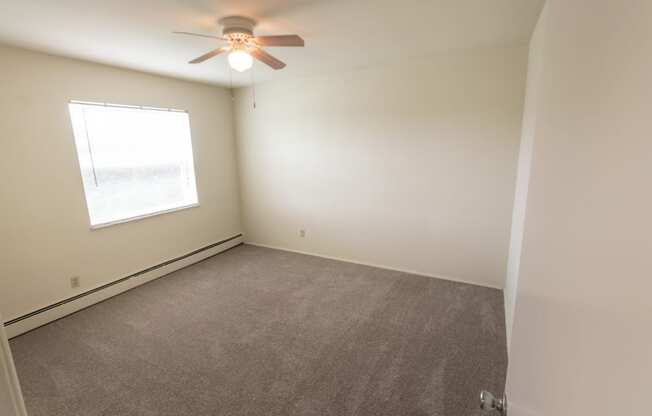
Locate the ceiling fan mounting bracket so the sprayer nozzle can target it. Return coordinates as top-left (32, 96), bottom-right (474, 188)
top-left (218, 16), bottom-right (256, 37)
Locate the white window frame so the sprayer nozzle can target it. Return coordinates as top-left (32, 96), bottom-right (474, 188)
top-left (89, 202), bottom-right (200, 230)
top-left (68, 100), bottom-right (200, 229)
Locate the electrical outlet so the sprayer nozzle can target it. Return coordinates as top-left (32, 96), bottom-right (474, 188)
top-left (299, 229), bottom-right (306, 238)
top-left (70, 276), bottom-right (80, 289)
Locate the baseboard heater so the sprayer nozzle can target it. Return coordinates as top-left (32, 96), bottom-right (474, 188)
top-left (4, 234), bottom-right (243, 330)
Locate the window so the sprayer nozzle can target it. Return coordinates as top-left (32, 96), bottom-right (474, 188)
top-left (68, 101), bottom-right (199, 228)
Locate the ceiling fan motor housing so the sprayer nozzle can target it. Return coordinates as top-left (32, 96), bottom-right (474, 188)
top-left (219, 16), bottom-right (256, 37)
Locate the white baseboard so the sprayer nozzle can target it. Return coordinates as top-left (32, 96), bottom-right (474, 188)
top-left (245, 241), bottom-right (502, 290)
top-left (5, 235), bottom-right (243, 339)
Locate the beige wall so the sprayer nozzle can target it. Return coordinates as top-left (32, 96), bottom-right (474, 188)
top-left (0, 45), bottom-right (241, 324)
top-left (507, 1), bottom-right (652, 414)
top-left (234, 47), bottom-right (527, 288)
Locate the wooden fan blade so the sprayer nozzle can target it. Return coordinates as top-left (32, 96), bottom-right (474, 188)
top-left (250, 48), bottom-right (287, 70)
top-left (189, 47), bottom-right (228, 64)
top-left (254, 35), bottom-right (304, 47)
top-left (173, 31), bottom-right (226, 41)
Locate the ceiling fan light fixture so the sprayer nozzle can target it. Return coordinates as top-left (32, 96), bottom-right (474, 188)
top-left (228, 50), bottom-right (253, 72)
top-left (176, 15), bottom-right (303, 71)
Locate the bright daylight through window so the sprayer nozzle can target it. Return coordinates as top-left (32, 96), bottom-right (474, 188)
top-left (68, 102), bottom-right (199, 228)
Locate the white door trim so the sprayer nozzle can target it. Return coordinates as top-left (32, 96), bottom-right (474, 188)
top-left (0, 314), bottom-right (27, 416)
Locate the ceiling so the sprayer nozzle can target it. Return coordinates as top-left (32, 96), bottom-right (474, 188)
top-left (0, 0), bottom-right (545, 87)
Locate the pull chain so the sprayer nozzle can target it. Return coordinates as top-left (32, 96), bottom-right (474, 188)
top-left (251, 63), bottom-right (257, 109)
top-left (229, 64), bottom-right (234, 100)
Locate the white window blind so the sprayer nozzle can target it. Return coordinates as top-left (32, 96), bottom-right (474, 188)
top-left (68, 101), bottom-right (199, 228)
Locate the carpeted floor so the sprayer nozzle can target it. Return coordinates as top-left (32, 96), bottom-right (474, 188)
top-left (10, 244), bottom-right (507, 416)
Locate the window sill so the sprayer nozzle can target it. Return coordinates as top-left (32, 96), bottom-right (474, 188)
top-left (90, 203), bottom-right (200, 230)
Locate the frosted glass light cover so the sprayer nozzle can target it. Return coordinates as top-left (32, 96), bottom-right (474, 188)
top-left (228, 50), bottom-right (253, 72)
top-left (68, 103), bottom-right (199, 227)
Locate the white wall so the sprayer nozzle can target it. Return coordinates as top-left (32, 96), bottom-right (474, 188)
top-left (234, 47), bottom-right (527, 288)
top-left (0, 45), bottom-right (242, 330)
top-left (507, 1), bottom-right (652, 414)
top-left (504, 7), bottom-right (547, 348)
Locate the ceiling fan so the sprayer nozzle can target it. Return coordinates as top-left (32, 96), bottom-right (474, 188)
top-left (174, 16), bottom-right (304, 72)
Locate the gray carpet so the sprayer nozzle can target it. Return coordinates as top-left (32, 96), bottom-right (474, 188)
top-left (10, 244), bottom-right (507, 416)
